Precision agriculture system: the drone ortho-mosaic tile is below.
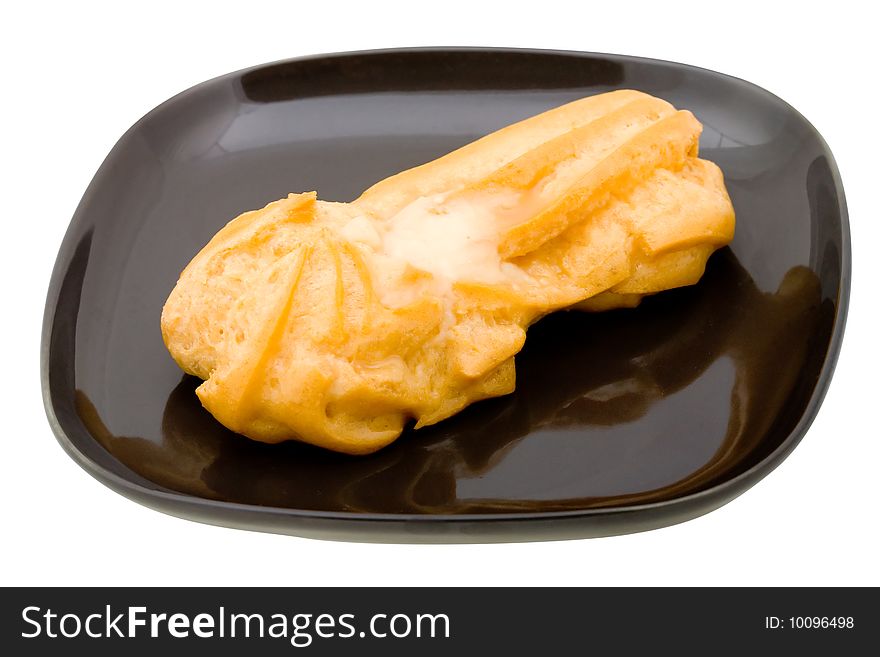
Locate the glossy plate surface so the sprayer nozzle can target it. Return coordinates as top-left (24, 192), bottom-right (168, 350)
top-left (42, 48), bottom-right (850, 542)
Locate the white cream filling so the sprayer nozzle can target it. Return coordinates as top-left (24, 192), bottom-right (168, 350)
top-left (336, 190), bottom-right (537, 311)
top-left (383, 194), bottom-right (507, 283)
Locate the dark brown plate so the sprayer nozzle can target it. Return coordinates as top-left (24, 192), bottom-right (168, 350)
top-left (42, 48), bottom-right (850, 542)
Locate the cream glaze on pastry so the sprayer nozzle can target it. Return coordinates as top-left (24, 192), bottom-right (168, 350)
top-left (161, 90), bottom-right (735, 454)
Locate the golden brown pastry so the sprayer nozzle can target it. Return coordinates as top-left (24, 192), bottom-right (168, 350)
top-left (161, 90), bottom-right (735, 454)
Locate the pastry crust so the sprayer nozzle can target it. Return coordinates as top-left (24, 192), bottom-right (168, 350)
top-left (161, 90), bottom-right (735, 454)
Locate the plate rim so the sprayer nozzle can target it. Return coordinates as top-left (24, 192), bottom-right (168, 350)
top-left (41, 46), bottom-right (852, 532)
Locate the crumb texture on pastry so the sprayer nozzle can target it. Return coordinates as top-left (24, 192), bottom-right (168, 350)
top-left (161, 90), bottom-right (735, 454)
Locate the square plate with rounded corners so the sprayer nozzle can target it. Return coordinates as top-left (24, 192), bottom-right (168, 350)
top-left (42, 48), bottom-right (849, 543)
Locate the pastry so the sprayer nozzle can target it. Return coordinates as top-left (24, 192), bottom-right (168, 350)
top-left (161, 90), bottom-right (735, 454)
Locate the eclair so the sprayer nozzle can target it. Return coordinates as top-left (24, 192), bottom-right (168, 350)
top-left (161, 90), bottom-right (735, 454)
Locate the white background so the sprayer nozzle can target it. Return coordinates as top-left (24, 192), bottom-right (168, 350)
top-left (3, 1), bottom-right (877, 586)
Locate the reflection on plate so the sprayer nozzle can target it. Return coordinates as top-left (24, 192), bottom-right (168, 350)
top-left (78, 250), bottom-right (831, 513)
